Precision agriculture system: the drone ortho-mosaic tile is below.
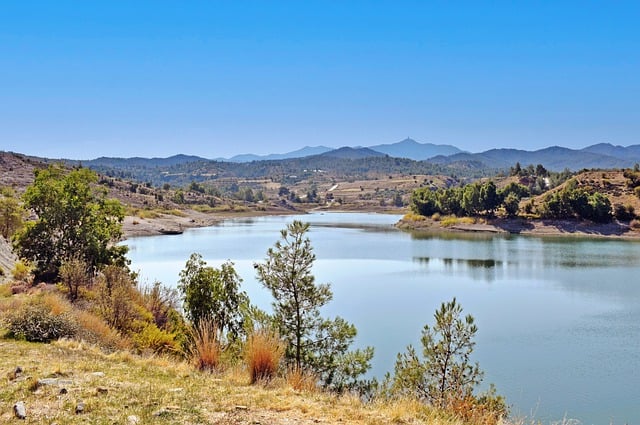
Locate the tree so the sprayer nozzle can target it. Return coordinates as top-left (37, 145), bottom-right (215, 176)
top-left (0, 188), bottom-right (25, 239)
top-left (13, 166), bottom-right (127, 281)
top-left (392, 298), bottom-right (483, 408)
top-left (479, 181), bottom-right (499, 216)
top-left (411, 188), bottom-right (439, 216)
top-left (461, 183), bottom-right (481, 216)
top-left (178, 253), bottom-right (248, 341)
top-left (503, 193), bottom-right (521, 217)
top-left (254, 220), bottom-right (373, 391)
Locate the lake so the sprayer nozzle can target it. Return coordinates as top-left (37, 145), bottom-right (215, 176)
top-left (125, 212), bottom-right (640, 424)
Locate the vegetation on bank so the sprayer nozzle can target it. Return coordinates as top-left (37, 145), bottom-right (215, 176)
top-left (409, 163), bottom-right (640, 225)
top-left (0, 166), bottom-right (508, 424)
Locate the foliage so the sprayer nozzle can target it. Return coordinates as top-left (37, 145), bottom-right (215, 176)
top-left (538, 181), bottom-right (612, 222)
top-left (391, 298), bottom-right (483, 408)
top-left (95, 265), bottom-right (146, 333)
top-left (0, 187), bottom-right (25, 239)
top-left (411, 180), bottom-right (530, 219)
top-left (12, 260), bottom-right (33, 284)
top-left (141, 281), bottom-right (183, 331)
top-left (5, 298), bottom-right (78, 342)
top-left (59, 256), bottom-right (91, 301)
top-left (502, 193), bottom-right (520, 217)
top-left (13, 166), bottom-right (127, 281)
top-left (132, 323), bottom-right (179, 354)
top-left (245, 328), bottom-right (285, 384)
top-left (613, 204), bottom-right (636, 221)
top-left (178, 253), bottom-right (248, 342)
top-left (255, 220), bottom-right (373, 392)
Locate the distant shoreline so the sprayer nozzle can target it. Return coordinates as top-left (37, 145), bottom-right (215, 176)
top-left (396, 216), bottom-right (640, 240)
top-left (122, 206), bottom-right (640, 241)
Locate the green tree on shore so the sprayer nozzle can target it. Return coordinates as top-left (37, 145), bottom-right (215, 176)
top-left (178, 253), bottom-right (248, 341)
top-left (255, 220), bottom-right (373, 392)
top-left (392, 298), bottom-right (483, 407)
top-left (13, 166), bottom-right (127, 281)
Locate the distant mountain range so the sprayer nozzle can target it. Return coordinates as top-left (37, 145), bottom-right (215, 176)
top-left (76, 138), bottom-right (640, 173)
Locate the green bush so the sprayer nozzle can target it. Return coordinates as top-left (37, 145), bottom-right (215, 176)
top-left (132, 323), bottom-right (179, 354)
top-left (7, 302), bottom-right (78, 342)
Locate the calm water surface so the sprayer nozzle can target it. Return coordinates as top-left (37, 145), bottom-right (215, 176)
top-left (125, 212), bottom-right (640, 424)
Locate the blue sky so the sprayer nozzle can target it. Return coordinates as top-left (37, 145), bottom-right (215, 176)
top-left (1, 1), bottom-right (638, 159)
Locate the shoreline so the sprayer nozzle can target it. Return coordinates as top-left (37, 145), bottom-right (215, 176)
top-left (396, 216), bottom-right (640, 240)
top-left (122, 205), bottom-right (406, 239)
top-left (123, 206), bottom-right (640, 241)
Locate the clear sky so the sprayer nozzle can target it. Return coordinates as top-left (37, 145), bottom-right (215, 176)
top-left (1, 1), bottom-right (639, 160)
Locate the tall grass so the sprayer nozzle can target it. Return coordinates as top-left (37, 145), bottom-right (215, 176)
top-left (286, 366), bottom-right (317, 392)
top-left (188, 318), bottom-right (221, 372)
top-left (245, 328), bottom-right (284, 384)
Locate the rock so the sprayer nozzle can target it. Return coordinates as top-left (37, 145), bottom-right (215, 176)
top-left (7, 366), bottom-right (23, 380)
top-left (96, 387), bottom-right (108, 394)
top-left (235, 405), bottom-right (248, 411)
top-left (13, 401), bottom-right (26, 419)
top-left (90, 372), bottom-right (105, 377)
top-left (168, 387), bottom-right (183, 392)
top-left (127, 415), bottom-right (140, 424)
top-left (75, 402), bottom-right (85, 414)
top-left (37, 378), bottom-right (73, 386)
top-left (59, 388), bottom-right (68, 395)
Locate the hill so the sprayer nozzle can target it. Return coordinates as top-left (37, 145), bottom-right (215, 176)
top-left (432, 146), bottom-right (635, 171)
top-left (369, 138), bottom-right (463, 160)
top-left (319, 146), bottom-right (386, 159)
top-left (225, 146), bottom-right (332, 162)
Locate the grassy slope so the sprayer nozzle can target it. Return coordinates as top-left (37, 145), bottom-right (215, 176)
top-left (0, 339), bottom-right (459, 425)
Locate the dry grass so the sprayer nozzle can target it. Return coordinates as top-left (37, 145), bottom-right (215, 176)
top-left (188, 319), bottom-right (221, 372)
top-left (245, 329), bottom-right (284, 384)
top-left (285, 366), bottom-right (317, 393)
top-left (440, 216), bottom-right (459, 227)
top-left (0, 337), bottom-right (473, 425)
top-left (403, 212), bottom-right (427, 222)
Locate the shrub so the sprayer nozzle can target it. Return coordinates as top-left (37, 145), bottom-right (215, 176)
top-left (440, 216), bottom-right (459, 227)
top-left (7, 300), bottom-right (78, 342)
top-left (245, 328), bottom-right (284, 384)
top-left (96, 265), bottom-right (144, 332)
top-left (0, 266), bottom-right (4, 277)
top-left (59, 257), bottom-right (91, 301)
top-left (286, 366), bottom-right (317, 392)
top-left (133, 323), bottom-right (179, 354)
top-left (635, 186), bottom-right (640, 199)
top-left (142, 281), bottom-right (181, 330)
top-left (630, 219), bottom-right (640, 229)
top-left (12, 260), bottom-right (33, 284)
top-left (402, 212), bottom-right (426, 222)
top-left (73, 309), bottom-right (129, 351)
top-left (0, 282), bottom-right (11, 298)
top-left (459, 216), bottom-right (476, 224)
top-left (614, 204), bottom-right (636, 221)
top-left (188, 318), bottom-right (221, 372)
